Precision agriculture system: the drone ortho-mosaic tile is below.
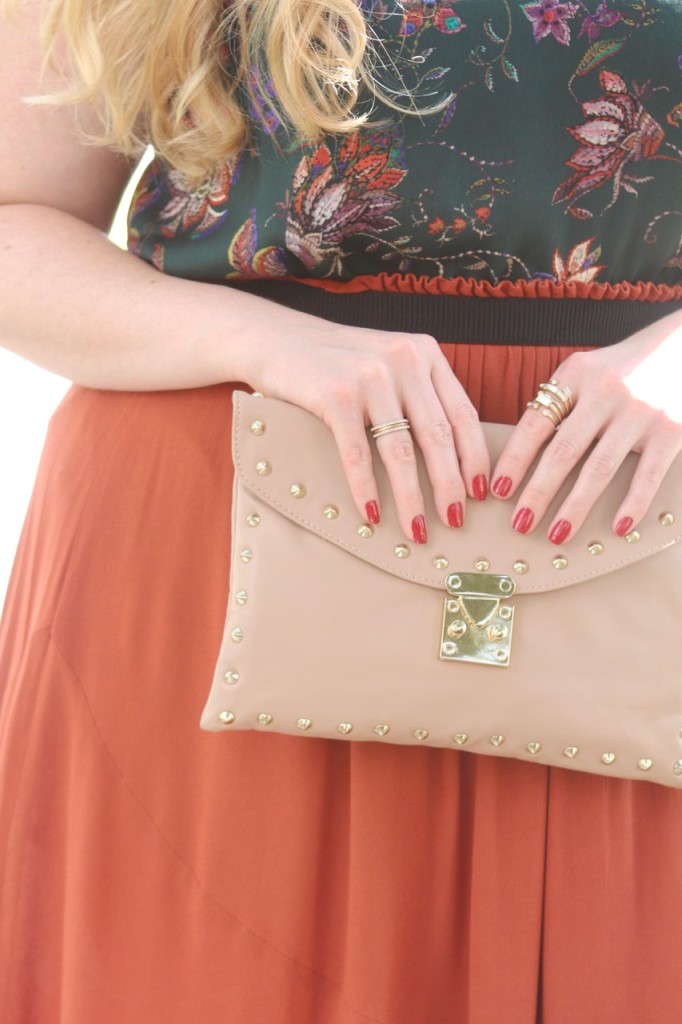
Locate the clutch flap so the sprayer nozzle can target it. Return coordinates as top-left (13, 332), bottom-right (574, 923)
top-left (232, 391), bottom-right (681, 595)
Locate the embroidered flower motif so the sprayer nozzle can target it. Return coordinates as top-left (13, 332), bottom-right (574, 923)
top-left (400, 0), bottom-right (466, 37)
top-left (551, 237), bottom-right (605, 283)
top-left (578, 1), bottom-right (620, 44)
top-left (521, 0), bottom-right (579, 45)
top-left (157, 161), bottom-right (240, 240)
top-left (227, 210), bottom-right (288, 277)
top-left (553, 70), bottom-right (665, 217)
top-left (284, 129), bottom-right (408, 272)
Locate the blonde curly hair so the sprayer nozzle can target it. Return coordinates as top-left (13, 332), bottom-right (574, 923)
top-left (4, 0), bottom-right (448, 184)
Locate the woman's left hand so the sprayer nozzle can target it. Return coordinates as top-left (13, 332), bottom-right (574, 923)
top-left (489, 310), bottom-right (682, 543)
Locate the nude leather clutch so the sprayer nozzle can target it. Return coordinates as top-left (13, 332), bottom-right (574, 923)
top-left (201, 391), bottom-right (682, 788)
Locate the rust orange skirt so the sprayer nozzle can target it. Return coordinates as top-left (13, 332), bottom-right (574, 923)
top-left (1, 340), bottom-right (681, 1024)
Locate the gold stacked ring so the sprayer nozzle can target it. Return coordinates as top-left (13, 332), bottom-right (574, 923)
top-left (370, 418), bottom-right (411, 439)
top-left (527, 378), bottom-right (574, 428)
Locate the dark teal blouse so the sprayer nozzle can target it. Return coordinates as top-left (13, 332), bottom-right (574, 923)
top-left (128, 0), bottom-right (682, 299)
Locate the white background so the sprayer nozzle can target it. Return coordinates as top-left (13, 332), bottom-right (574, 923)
top-left (0, 155), bottom-right (150, 607)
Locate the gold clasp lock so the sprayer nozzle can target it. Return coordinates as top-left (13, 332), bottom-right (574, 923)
top-left (440, 573), bottom-right (516, 667)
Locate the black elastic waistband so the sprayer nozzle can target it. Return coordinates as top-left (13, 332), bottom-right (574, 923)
top-left (229, 279), bottom-right (682, 348)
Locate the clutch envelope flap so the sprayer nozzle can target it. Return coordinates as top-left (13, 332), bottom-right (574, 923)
top-left (232, 391), bottom-right (681, 595)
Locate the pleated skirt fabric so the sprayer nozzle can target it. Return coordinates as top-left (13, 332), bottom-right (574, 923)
top-left (1, 339), bottom-right (681, 1024)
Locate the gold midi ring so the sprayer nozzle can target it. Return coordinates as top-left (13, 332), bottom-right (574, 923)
top-left (527, 378), bottom-right (574, 428)
top-left (370, 418), bottom-right (411, 439)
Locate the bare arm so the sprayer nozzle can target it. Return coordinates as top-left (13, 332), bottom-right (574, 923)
top-left (0, 2), bottom-right (490, 544)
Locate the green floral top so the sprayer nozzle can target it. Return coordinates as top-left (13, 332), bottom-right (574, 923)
top-left (127, 0), bottom-right (682, 299)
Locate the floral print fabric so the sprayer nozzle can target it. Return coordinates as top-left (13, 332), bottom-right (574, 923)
top-left (128, 0), bottom-right (682, 293)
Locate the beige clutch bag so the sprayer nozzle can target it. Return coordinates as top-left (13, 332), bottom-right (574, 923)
top-left (201, 391), bottom-right (682, 788)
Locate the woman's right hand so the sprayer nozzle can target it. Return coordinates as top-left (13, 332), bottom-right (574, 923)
top-left (249, 318), bottom-right (490, 544)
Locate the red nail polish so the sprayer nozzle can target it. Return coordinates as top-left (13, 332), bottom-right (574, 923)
top-left (411, 515), bottom-right (427, 544)
top-left (512, 507), bottom-right (534, 534)
top-left (549, 519), bottom-right (571, 545)
top-left (492, 476), bottom-right (512, 498)
top-left (365, 500), bottom-right (380, 525)
top-left (447, 502), bottom-right (464, 528)
top-left (615, 516), bottom-right (634, 537)
top-left (472, 475), bottom-right (488, 501)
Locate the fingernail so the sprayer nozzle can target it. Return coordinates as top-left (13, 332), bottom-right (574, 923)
top-left (492, 476), bottom-right (512, 498)
top-left (615, 516), bottom-right (634, 537)
top-left (411, 515), bottom-right (427, 544)
top-left (512, 507), bottom-right (534, 534)
top-left (447, 502), bottom-right (464, 528)
top-left (549, 519), bottom-right (571, 545)
top-left (365, 500), bottom-right (380, 525)
top-left (472, 474), bottom-right (488, 501)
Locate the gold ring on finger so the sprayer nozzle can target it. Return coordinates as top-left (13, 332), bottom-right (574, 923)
top-left (370, 418), bottom-right (411, 439)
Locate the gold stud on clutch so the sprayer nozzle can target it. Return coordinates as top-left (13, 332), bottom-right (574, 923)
top-left (250, 420), bottom-right (266, 436)
top-left (296, 718), bottom-right (312, 731)
top-left (413, 729), bottom-right (429, 741)
top-left (638, 758), bottom-right (653, 771)
top-left (588, 541), bottom-right (604, 556)
top-left (513, 560), bottom-right (529, 574)
top-left (323, 505), bottom-right (339, 519)
top-left (235, 591), bottom-right (248, 606)
top-left (489, 734), bottom-right (505, 746)
top-left (563, 746), bottom-right (579, 759)
top-left (230, 627), bottom-right (244, 643)
top-left (526, 742), bottom-right (542, 754)
top-left (240, 548), bottom-right (253, 563)
top-left (395, 544), bottom-right (410, 558)
top-left (290, 483), bottom-right (306, 498)
top-left (337, 722), bottom-right (353, 735)
top-left (255, 460), bottom-right (271, 476)
top-left (552, 556), bottom-right (568, 570)
top-left (659, 512), bottom-right (674, 527)
top-left (257, 713), bottom-right (273, 725)
top-left (218, 710), bottom-right (235, 725)
top-left (246, 513), bottom-right (260, 528)
top-left (474, 558), bottom-right (490, 572)
top-left (453, 733), bottom-right (469, 745)
top-left (624, 530), bottom-right (640, 544)
top-left (374, 724), bottom-right (390, 737)
top-left (357, 524), bottom-right (374, 539)
top-left (433, 556), bottom-right (449, 570)
top-left (224, 670), bottom-right (239, 684)
top-left (600, 752), bottom-right (616, 765)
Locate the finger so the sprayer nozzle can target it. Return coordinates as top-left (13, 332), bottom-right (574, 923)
top-left (328, 411), bottom-right (384, 530)
top-left (490, 402), bottom-right (558, 501)
top-left (610, 431), bottom-right (681, 537)
top-left (533, 424), bottom-right (642, 542)
top-left (506, 413), bottom-right (603, 537)
top-left (431, 355), bottom-right (490, 501)
top-left (369, 405), bottom-right (427, 544)
top-left (399, 382), bottom-right (467, 530)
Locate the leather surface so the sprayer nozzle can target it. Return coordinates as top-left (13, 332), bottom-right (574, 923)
top-left (201, 392), bottom-right (682, 787)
